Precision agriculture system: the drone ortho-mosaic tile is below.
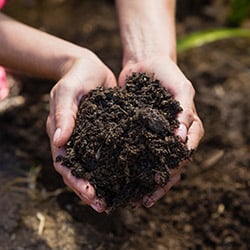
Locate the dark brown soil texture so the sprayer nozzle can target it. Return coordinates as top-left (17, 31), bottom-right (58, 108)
top-left (57, 73), bottom-right (191, 210)
top-left (1, 1), bottom-right (250, 249)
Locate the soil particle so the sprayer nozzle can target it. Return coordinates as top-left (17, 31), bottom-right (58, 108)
top-left (57, 72), bottom-right (192, 210)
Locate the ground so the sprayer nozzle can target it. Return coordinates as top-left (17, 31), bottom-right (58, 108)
top-left (0, 0), bottom-right (249, 249)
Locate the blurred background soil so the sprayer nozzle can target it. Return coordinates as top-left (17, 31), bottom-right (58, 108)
top-left (0, 0), bottom-right (249, 249)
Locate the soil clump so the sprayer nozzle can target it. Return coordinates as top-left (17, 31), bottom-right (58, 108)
top-left (56, 72), bottom-right (192, 210)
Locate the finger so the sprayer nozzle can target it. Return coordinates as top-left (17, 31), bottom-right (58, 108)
top-left (171, 81), bottom-right (195, 142)
top-left (155, 66), bottom-right (195, 142)
top-left (55, 161), bottom-right (96, 200)
top-left (46, 114), bottom-right (55, 144)
top-left (168, 163), bottom-right (185, 177)
top-left (104, 70), bottom-right (117, 88)
top-left (51, 146), bottom-right (96, 202)
top-left (54, 158), bottom-right (107, 212)
top-left (91, 198), bottom-right (107, 213)
top-left (50, 67), bottom-right (117, 148)
top-left (50, 83), bottom-right (78, 147)
top-left (59, 165), bottom-right (107, 212)
top-left (175, 123), bottom-right (187, 142)
top-left (186, 114), bottom-right (204, 150)
top-left (143, 174), bottom-right (181, 208)
top-left (175, 105), bottom-right (195, 141)
top-left (154, 162), bottom-right (184, 185)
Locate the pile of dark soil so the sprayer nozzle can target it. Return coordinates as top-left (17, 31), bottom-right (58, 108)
top-left (57, 72), bottom-right (192, 210)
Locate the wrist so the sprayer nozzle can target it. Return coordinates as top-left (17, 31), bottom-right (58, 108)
top-left (116, 0), bottom-right (177, 65)
top-left (56, 48), bottom-right (97, 80)
top-left (123, 46), bottom-right (176, 67)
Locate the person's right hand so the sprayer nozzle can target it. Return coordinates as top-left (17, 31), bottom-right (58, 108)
top-left (118, 55), bottom-right (204, 207)
top-left (0, 11), bottom-right (116, 212)
top-left (46, 49), bottom-right (117, 212)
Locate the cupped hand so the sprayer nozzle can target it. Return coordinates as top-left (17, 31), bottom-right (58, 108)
top-left (119, 56), bottom-right (204, 207)
top-left (46, 50), bottom-right (117, 212)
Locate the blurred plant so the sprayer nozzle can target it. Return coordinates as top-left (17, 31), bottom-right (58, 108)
top-left (227, 0), bottom-right (250, 26)
top-left (177, 28), bottom-right (250, 53)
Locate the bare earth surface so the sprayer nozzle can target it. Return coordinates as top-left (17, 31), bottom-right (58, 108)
top-left (0, 1), bottom-right (249, 249)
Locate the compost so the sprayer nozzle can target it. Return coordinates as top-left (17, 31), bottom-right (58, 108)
top-left (57, 72), bottom-right (192, 210)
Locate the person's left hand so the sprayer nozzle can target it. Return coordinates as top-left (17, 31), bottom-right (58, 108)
top-left (46, 52), bottom-right (117, 212)
top-left (118, 55), bottom-right (204, 207)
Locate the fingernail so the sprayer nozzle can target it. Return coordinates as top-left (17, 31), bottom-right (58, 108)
top-left (91, 200), bottom-right (104, 212)
top-left (143, 196), bottom-right (155, 208)
top-left (90, 203), bottom-right (99, 211)
top-left (176, 123), bottom-right (187, 142)
top-left (146, 199), bottom-right (155, 208)
top-left (53, 128), bottom-right (61, 145)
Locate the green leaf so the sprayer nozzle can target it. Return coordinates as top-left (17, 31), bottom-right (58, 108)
top-left (177, 28), bottom-right (250, 53)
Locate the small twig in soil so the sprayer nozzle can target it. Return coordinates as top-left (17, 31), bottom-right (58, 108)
top-left (36, 212), bottom-right (45, 236)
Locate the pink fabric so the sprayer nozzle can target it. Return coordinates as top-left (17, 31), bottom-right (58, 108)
top-left (0, 0), bottom-right (6, 9)
top-left (0, 66), bottom-right (9, 100)
top-left (0, 1), bottom-right (9, 100)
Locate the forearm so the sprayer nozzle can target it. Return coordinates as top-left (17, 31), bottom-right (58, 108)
top-left (116, 0), bottom-right (176, 65)
top-left (0, 13), bottom-right (88, 80)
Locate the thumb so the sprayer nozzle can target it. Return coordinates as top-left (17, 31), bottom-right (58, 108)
top-left (175, 109), bottom-right (193, 142)
top-left (50, 84), bottom-right (79, 148)
top-left (173, 83), bottom-right (196, 142)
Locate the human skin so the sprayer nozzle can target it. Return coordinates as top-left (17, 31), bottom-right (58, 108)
top-left (0, 0), bottom-right (204, 212)
top-left (0, 12), bottom-right (116, 212)
top-left (116, 0), bottom-right (204, 207)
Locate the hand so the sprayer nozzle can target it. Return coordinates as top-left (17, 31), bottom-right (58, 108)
top-left (119, 56), bottom-right (204, 207)
top-left (46, 50), bottom-right (117, 212)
